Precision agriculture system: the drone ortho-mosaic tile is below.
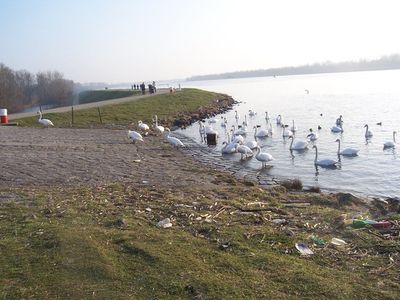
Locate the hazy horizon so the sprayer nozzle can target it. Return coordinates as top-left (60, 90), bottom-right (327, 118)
top-left (1, 0), bottom-right (400, 83)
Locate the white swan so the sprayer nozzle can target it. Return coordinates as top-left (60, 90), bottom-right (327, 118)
top-left (128, 130), bottom-right (144, 143)
top-left (268, 123), bottom-right (273, 136)
top-left (276, 114), bottom-right (283, 125)
top-left (307, 129), bottom-right (319, 141)
top-left (331, 124), bottom-right (343, 133)
top-left (383, 131), bottom-right (396, 149)
top-left (364, 124), bottom-right (373, 138)
top-left (235, 144), bottom-right (253, 160)
top-left (313, 145), bottom-right (338, 167)
top-left (335, 115), bottom-right (343, 126)
top-left (335, 139), bottom-right (359, 156)
top-left (165, 128), bottom-right (184, 147)
top-left (254, 125), bottom-right (269, 138)
top-left (282, 125), bottom-right (293, 137)
top-left (288, 136), bottom-right (308, 150)
top-left (220, 117), bottom-right (227, 128)
top-left (208, 117), bottom-right (218, 124)
top-left (243, 115), bottom-right (248, 126)
top-left (37, 111), bottom-right (54, 127)
top-left (249, 110), bottom-right (256, 117)
top-left (265, 111), bottom-right (269, 121)
top-left (234, 110), bottom-right (239, 120)
top-left (154, 115), bottom-right (164, 134)
top-left (221, 141), bottom-right (238, 154)
top-left (244, 140), bottom-right (258, 150)
top-left (232, 124), bottom-right (247, 136)
top-left (255, 146), bottom-right (274, 168)
top-left (290, 120), bottom-right (297, 132)
top-left (138, 120), bottom-right (149, 131)
top-left (231, 133), bottom-right (244, 144)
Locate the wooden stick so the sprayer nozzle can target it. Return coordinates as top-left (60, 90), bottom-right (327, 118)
top-left (97, 107), bottom-right (103, 124)
top-left (71, 106), bottom-right (74, 125)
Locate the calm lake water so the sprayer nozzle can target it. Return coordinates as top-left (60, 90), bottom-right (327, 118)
top-left (179, 70), bottom-right (400, 199)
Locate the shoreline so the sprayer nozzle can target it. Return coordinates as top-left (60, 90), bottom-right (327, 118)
top-left (1, 90), bottom-right (399, 298)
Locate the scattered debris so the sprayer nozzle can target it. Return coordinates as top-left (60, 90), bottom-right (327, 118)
top-left (272, 218), bottom-right (288, 225)
top-left (330, 238), bottom-right (347, 246)
top-left (156, 218), bottom-right (172, 229)
top-left (310, 235), bottom-right (325, 246)
top-left (295, 243), bottom-right (314, 256)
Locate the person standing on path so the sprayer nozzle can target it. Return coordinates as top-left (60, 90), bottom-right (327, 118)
top-left (140, 82), bottom-right (146, 95)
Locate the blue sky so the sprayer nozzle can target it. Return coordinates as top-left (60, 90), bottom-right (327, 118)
top-left (1, 0), bottom-right (400, 83)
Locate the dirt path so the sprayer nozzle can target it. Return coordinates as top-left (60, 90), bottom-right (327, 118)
top-left (0, 126), bottom-right (226, 189)
top-left (8, 89), bottom-right (169, 120)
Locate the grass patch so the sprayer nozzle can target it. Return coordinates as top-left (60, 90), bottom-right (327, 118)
top-left (0, 185), bottom-right (398, 299)
top-left (14, 88), bottom-right (222, 128)
top-left (78, 89), bottom-right (141, 104)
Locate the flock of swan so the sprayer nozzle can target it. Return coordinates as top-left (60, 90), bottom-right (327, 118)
top-left (35, 111), bottom-right (185, 148)
top-left (197, 109), bottom-right (398, 169)
top-left (35, 109), bottom-right (397, 170)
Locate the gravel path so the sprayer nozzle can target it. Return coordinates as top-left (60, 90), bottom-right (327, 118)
top-left (0, 126), bottom-right (228, 188)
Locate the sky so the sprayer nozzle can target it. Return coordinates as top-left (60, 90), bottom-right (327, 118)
top-left (1, 0), bottom-right (400, 83)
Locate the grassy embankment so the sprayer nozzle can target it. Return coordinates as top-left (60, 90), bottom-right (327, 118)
top-left (1, 182), bottom-right (399, 299)
top-left (3, 88), bottom-right (399, 298)
top-left (15, 88), bottom-right (222, 128)
top-left (78, 89), bottom-right (142, 104)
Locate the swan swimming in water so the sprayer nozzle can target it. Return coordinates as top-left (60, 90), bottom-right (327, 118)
top-left (232, 124), bottom-right (247, 136)
top-left (282, 125), bottom-right (293, 137)
top-left (290, 120), bottom-right (297, 133)
top-left (244, 140), bottom-right (258, 150)
top-left (276, 114), bottom-right (283, 125)
top-left (331, 124), bottom-right (344, 133)
top-left (255, 146), bottom-right (274, 168)
top-left (364, 124), bottom-right (373, 138)
top-left (313, 145), bottom-right (338, 168)
top-left (335, 139), bottom-right (359, 156)
top-left (254, 125), bottom-right (269, 138)
top-left (37, 111), bottom-right (54, 127)
top-left (234, 110), bottom-right (239, 120)
top-left (383, 131), bottom-right (397, 149)
top-left (335, 115), bottom-right (343, 126)
top-left (221, 141), bottom-right (238, 154)
top-left (249, 110), bottom-right (256, 117)
top-left (307, 129), bottom-right (319, 141)
top-left (288, 136), bottom-right (308, 150)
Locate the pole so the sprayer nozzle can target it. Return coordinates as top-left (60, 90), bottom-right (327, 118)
top-left (98, 107), bottom-right (103, 124)
top-left (71, 106), bottom-right (74, 125)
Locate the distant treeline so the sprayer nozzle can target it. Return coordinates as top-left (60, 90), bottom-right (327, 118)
top-left (0, 63), bottom-right (74, 113)
top-left (187, 54), bottom-right (400, 81)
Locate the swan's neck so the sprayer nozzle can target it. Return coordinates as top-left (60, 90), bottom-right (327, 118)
top-left (290, 137), bottom-right (294, 149)
top-left (314, 147), bottom-right (318, 162)
top-left (227, 132), bottom-right (231, 143)
top-left (38, 111), bottom-right (42, 120)
top-left (365, 125), bottom-right (368, 135)
top-left (393, 132), bottom-right (396, 143)
top-left (337, 140), bottom-right (341, 154)
top-left (155, 115), bottom-right (159, 126)
top-left (254, 127), bottom-right (257, 137)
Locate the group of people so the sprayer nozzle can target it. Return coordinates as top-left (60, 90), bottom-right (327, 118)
top-left (132, 81), bottom-right (157, 95)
